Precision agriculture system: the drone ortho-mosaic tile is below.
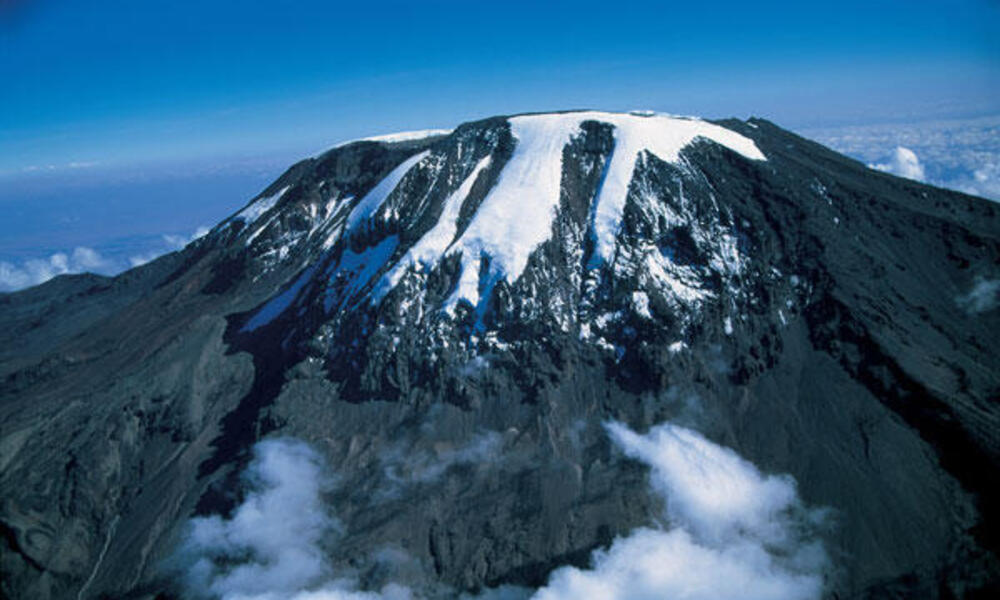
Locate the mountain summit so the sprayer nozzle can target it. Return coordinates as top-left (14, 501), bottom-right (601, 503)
top-left (2, 110), bottom-right (999, 599)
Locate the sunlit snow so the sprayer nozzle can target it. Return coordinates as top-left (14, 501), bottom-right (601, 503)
top-left (357, 129), bottom-right (453, 144)
top-left (376, 155), bottom-right (493, 298)
top-left (237, 185), bottom-right (290, 224)
top-left (333, 129), bottom-right (453, 149)
top-left (345, 151), bottom-right (429, 232)
top-left (587, 112), bottom-right (765, 262)
top-left (324, 236), bottom-right (400, 312)
top-left (439, 112), bottom-right (764, 311)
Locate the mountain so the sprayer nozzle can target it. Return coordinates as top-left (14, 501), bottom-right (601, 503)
top-left (1, 110), bottom-right (998, 599)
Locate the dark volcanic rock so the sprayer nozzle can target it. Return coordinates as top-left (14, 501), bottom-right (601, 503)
top-left (1, 111), bottom-right (998, 599)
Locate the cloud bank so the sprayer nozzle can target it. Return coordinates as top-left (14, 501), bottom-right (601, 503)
top-left (0, 226), bottom-right (209, 292)
top-left (176, 424), bottom-right (829, 600)
top-left (0, 246), bottom-right (113, 292)
top-left (805, 115), bottom-right (1000, 201)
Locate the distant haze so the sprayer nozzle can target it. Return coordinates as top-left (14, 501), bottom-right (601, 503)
top-left (1, 0), bottom-right (997, 290)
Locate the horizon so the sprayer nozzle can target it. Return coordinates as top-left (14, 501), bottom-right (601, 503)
top-left (2, 0), bottom-right (998, 290)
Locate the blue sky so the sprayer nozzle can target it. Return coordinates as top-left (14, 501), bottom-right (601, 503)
top-left (1, 0), bottom-right (998, 289)
top-left (3, 0), bottom-right (997, 171)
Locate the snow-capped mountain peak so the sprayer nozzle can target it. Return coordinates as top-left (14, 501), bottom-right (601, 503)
top-left (227, 110), bottom-right (770, 341)
top-left (5, 109), bottom-right (999, 600)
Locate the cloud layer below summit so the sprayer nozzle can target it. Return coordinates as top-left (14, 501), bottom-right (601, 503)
top-left (805, 115), bottom-right (1000, 201)
top-left (174, 422), bottom-right (829, 600)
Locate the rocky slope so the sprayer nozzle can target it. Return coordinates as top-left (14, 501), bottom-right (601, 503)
top-left (1, 110), bottom-right (998, 599)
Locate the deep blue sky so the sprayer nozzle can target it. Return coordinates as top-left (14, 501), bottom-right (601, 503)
top-left (2, 0), bottom-right (998, 173)
top-left (1, 0), bottom-right (998, 289)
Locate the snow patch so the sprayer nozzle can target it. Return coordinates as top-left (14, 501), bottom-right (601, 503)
top-left (361, 129), bottom-right (452, 143)
top-left (586, 112), bottom-right (766, 263)
top-left (345, 151), bottom-right (429, 232)
top-left (334, 112), bottom-right (763, 314)
top-left (243, 266), bottom-right (316, 331)
top-left (344, 129), bottom-right (453, 146)
top-left (377, 155), bottom-right (493, 298)
top-left (631, 291), bottom-right (651, 319)
top-left (324, 236), bottom-right (399, 312)
top-left (238, 186), bottom-right (289, 224)
top-left (246, 215), bottom-right (278, 246)
top-left (443, 115), bottom-right (582, 311)
top-left (644, 250), bottom-right (713, 306)
top-left (441, 111), bottom-right (763, 311)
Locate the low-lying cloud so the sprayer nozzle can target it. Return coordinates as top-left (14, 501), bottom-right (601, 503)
top-left (805, 115), bottom-right (1000, 201)
top-left (176, 439), bottom-right (417, 600)
top-left (871, 146), bottom-right (926, 181)
top-left (175, 423), bottom-right (830, 600)
top-left (957, 277), bottom-right (1000, 314)
top-left (178, 439), bottom-right (338, 598)
top-left (0, 226), bottom-right (209, 292)
top-left (129, 226), bottom-right (210, 267)
top-left (380, 430), bottom-right (503, 490)
top-left (533, 422), bottom-right (829, 600)
top-left (0, 246), bottom-right (113, 292)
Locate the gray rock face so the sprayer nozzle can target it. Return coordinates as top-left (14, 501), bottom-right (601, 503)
top-left (1, 111), bottom-right (998, 599)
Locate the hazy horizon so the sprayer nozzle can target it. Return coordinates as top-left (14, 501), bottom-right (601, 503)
top-left (2, 1), bottom-right (998, 290)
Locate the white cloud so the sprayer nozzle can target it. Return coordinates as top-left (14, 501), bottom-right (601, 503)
top-left (957, 277), bottom-right (1000, 314)
top-left (959, 162), bottom-right (1000, 200)
top-left (163, 234), bottom-right (191, 250)
top-left (532, 422), bottom-right (829, 600)
top-left (71, 246), bottom-right (109, 270)
top-left (178, 439), bottom-right (339, 599)
top-left (164, 226), bottom-right (211, 251)
top-left (228, 584), bottom-right (415, 600)
top-left (176, 439), bottom-right (420, 600)
top-left (871, 146), bottom-right (926, 181)
top-left (175, 423), bottom-right (830, 600)
top-left (380, 431), bottom-right (503, 490)
top-left (0, 246), bottom-right (114, 292)
top-left (803, 115), bottom-right (1000, 201)
top-left (1, 225), bottom-right (212, 291)
top-left (129, 225), bottom-right (211, 267)
top-left (127, 254), bottom-right (159, 268)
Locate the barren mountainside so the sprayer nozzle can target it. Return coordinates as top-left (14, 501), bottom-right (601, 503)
top-left (1, 111), bottom-right (999, 599)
